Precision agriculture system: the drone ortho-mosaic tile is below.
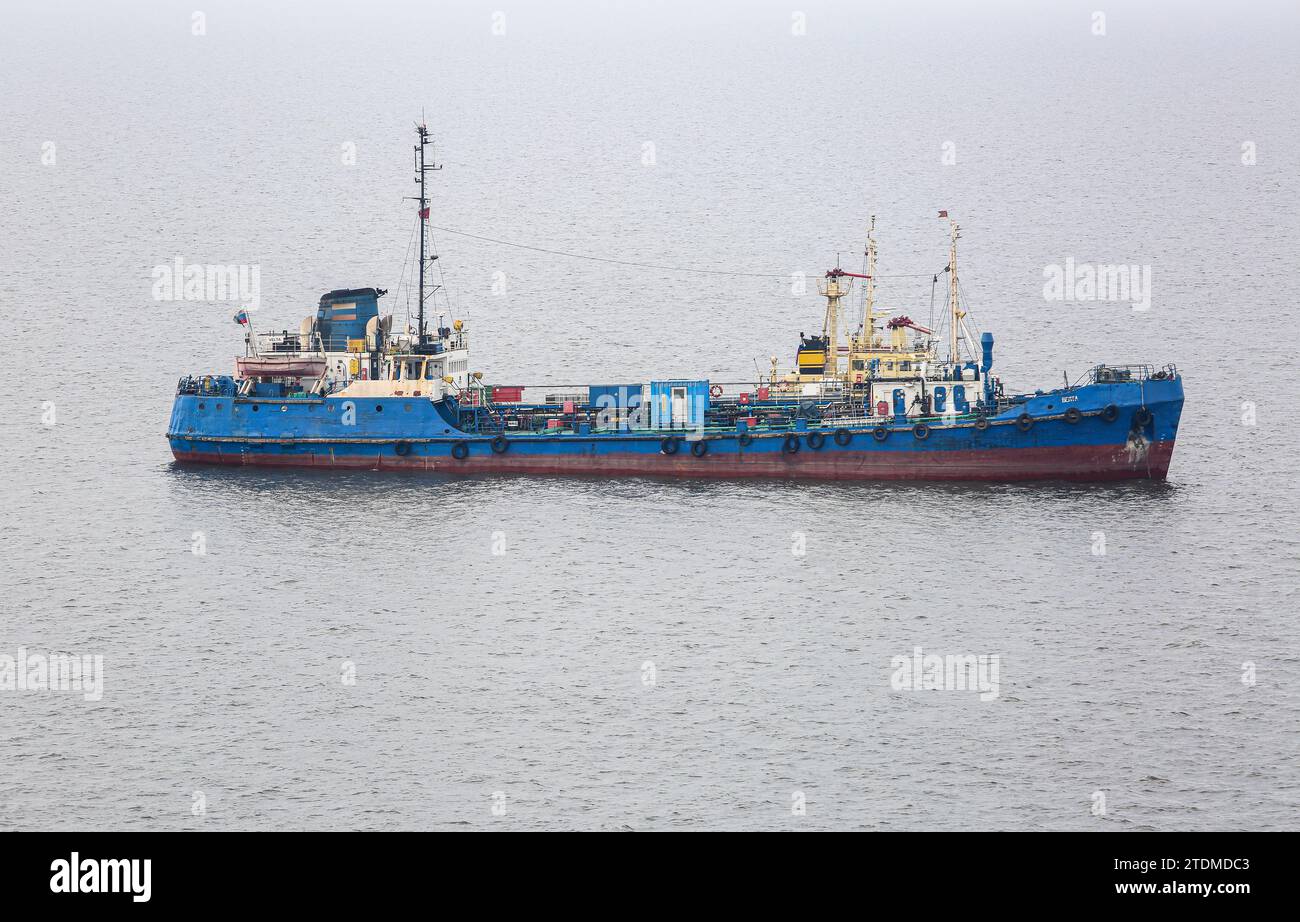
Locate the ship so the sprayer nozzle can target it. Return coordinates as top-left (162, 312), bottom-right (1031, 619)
top-left (167, 123), bottom-right (1183, 482)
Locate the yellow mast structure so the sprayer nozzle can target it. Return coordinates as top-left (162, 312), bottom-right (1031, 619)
top-left (777, 219), bottom-right (949, 392)
top-left (816, 271), bottom-right (852, 379)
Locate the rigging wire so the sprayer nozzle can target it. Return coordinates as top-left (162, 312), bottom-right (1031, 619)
top-left (927, 272), bottom-right (939, 332)
top-left (957, 276), bottom-right (983, 352)
top-left (426, 223), bottom-right (942, 281)
top-left (931, 267), bottom-right (951, 353)
top-left (426, 227), bottom-right (456, 318)
top-left (391, 212), bottom-right (419, 331)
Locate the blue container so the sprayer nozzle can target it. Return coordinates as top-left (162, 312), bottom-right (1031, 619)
top-left (649, 380), bottom-right (709, 429)
top-left (589, 384), bottom-right (642, 410)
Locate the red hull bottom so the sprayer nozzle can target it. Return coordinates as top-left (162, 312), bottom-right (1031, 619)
top-left (171, 441), bottom-right (1175, 482)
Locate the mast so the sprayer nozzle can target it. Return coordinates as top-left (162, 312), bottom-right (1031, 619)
top-left (818, 270), bottom-right (853, 379)
top-left (945, 212), bottom-right (961, 364)
top-left (863, 216), bottom-right (877, 348)
top-left (413, 121), bottom-right (441, 347)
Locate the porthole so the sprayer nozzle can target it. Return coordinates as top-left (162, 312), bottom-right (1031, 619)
top-left (404, 404), bottom-right (412, 412)
top-left (375, 404), bottom-right (384, 413)
top-left (252, 405), bottom-right (260, 412)
top-left (197, 402), bottom-right (206, 411)
top-left (280, 405), bottom-right (288, 412)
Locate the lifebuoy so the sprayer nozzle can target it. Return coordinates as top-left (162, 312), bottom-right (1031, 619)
top-left (1100, 404), bottom-right (1119, 423)
top-left (394, 440), bottom-right (412, 456)
top-left (974, 416), bottom-right (990, 431)
top-left (807, 431), bottom-right (825, 450)
top-left (451, 441), bottom-right (469, 459)
top-left (661, 437), bottom-right (680, 455)
top-left (738, 393), bottom-right (750, 405)
top-left (1133, 407), bottom-right (1153, 427)
top-left (833, 428), bottom-right (852, 446)
top-left (690, 440), bottom-right (708, 458)
top-left (913, 422), bottom-right (930, 440)
top-left (872, 426), bottom-right (889, 442)
top-left (1064, 407), bottom-right (1082, 424)
top-left (490, 435), bottom-right (509, 454)
top-left (1016, 413), bottom-right (1034, 432)
top-left (783, 434), bottom-right (801, 454)
top-left (709, 384), bottom-right (723, 398)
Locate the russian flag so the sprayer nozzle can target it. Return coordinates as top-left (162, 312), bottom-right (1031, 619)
top-left (233, 310), bottom-right (250, 326)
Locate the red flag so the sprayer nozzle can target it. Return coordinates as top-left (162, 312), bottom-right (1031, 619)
top-left (938, 210), bottom-right (949, 218)
top-left (419, 207), bottom-right (430, 219)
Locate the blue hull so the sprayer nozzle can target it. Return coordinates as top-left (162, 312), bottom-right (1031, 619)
top-left (168, 376), bottom-right (1183, 482)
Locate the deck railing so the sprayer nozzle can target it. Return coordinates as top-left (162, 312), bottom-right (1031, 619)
top-left (251, 331), bottom-right (469, 355)
top-left (1082, 363), bottom-right (1178, 385)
